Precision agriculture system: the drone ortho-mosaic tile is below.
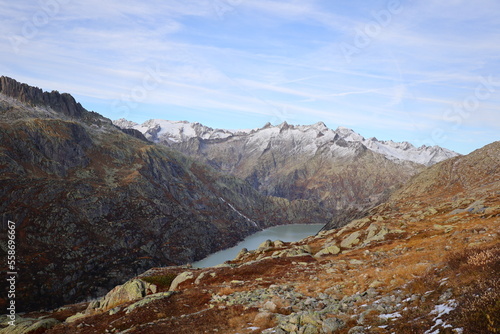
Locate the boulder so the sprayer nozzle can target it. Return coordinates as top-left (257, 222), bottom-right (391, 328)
top-left (234, 248), bottom-right (249, 261)
top-left (315, 244), bottom-right (341, 257)
top-left (273, 245), bottom-right (312, 258)
top-left (348, 326), bottom-right (366, 334)
top-left (369, 280), bottom-right (384, 289)
top-left (273, 240), bottom-right (285, 247)
top-left (300, 312), bottom-right (322, 327)
top-left (258, 239), bottom-right (273, 250)
top-left (263, 301), bottom-right (278, 312)
top-left (87, 279), bottom-right (157, 313)
top-left (350, 218), bottom-right (371, 228)
top-left (26, 318), bottom-right (60, 332)
top-left (322, 317), bottom-right (346, 333)
top-left (0, 317), bottom-right (60, 334)
top-left (433, 224), bottom-right (454, 233)
top-left (364, 225), bottom-right (389, 244)
top-left (65, 312), bottom-right (86, 323)
top-left (340, 231), bottom-right (361, 248)
top-left (169, 271), bottom-right (194, 291)
top-left (195, 271), bottom-right (208, 285)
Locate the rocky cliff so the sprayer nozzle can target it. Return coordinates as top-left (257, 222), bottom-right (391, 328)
top-left (0, 76), bottom-right (87, 119)
top-left (7, 142), bottom-right (498, 334)
top-left (0, 77), bottom-right (322, 313)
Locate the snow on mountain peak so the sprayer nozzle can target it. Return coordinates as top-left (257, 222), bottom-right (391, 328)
top-left (114, 118), bottom-right (139, 129)
top-left (113, 119), bottom-right (234, 143)
top-left (311, 121), bottom-right (328, 131)
top-left (114, 119), bottom-right (459, 166)
top-left (335, 126), bottom-right (366, 142)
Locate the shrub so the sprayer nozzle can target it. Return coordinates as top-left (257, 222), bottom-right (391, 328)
top-left (447, 245), bottom-right (500, 333)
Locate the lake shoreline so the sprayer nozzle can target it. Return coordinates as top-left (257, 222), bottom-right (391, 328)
top-left (192, 223), bottom-right (325, 268)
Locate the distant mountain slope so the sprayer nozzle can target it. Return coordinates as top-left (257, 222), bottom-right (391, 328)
top-left (386, 140), bottom-right (500, 207)
top-left (0, 76), bottom-right (322, 312)
top-left (115, 119), bottom-right (458, 225)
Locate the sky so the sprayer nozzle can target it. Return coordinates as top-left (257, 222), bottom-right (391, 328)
top-left (1, 0), bottom-right (499, 154)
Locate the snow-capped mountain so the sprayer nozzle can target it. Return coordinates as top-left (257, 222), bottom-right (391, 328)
top-left (114, 118), bottom-right (237, 143)
top-left (114, 119), bottom-right (459, 166)
top-left (334, 126), bottom-right (459, 166)
top-left (114, 118), bottom-right (460, 227)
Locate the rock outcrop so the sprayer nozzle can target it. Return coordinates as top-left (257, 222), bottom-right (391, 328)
top-left (0, 76), bottom-right (87, 118)
top-left (86, 279), bottom-right (157, 313)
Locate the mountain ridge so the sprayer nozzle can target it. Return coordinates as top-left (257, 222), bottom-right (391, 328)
top-left (113, 118), bottom-right (459, 167)
top-left (1, 76), bottom-right (89, 119)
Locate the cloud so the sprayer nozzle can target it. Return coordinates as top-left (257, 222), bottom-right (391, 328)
top-left (0, 0), bottom-right (498, 154)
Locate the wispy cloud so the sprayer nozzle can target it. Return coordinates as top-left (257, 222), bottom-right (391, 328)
top-left (0, 0), bottom-right (498, 154)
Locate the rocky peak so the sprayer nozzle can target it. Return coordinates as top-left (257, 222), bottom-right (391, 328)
top-left (262, 122), bottom-right (273, 129)
top-left (114, 118), bottom-right (139, 129)
top-left (0, 76), bottom-right (87, 118)
top-left (114, 119), bottom-right (236, 143)
top-left (311, 121), bottom-right (328, 132)
top-left (335, 126), bottom-right (366, 142)
top-left (278, 121), bottom-right (291, 131)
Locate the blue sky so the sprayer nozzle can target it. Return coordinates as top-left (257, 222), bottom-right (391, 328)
top-left (1, 0), bottom-right (499, 154)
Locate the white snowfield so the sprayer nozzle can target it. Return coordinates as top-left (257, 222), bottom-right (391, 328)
top-left (113, 119), bottom-right (459, 166)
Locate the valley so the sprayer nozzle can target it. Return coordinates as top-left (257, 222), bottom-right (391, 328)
top-left (0, 76), bottom-right (497, 334)
top-left (5, 141), bottom-right (498, 334)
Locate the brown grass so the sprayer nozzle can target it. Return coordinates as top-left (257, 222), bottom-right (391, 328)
top-left (448, 245), bottom-right (500, 333)
top-left (218, 286), bottom-right (240, 296)
top-left (392, 244), bottom-right (500, 333)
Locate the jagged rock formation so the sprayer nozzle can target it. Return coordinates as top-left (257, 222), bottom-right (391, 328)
top-left (116, 119), bottom-right (458, 226)
top-left (0, 76), bottom-right (87, 118)
top-left (10, 141), bottom-right (498, 334)
top-left (0, 77), bottom-right (322, 312)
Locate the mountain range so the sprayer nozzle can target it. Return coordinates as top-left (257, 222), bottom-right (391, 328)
top-left (114, 118), bottom-right (458, 228)
top-left (113, 118), bottom-right (457, 167)
top-left (1, 76), bottom-right (494, 334)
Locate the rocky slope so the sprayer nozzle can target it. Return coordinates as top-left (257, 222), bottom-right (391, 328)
top-left (7, 142), bottom-right (498, 333)
top-left (0, 76), bottom-right (323, 313)
top-left (115, 119), bottom-right (458, 226)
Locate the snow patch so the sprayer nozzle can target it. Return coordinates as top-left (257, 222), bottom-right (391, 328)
top-left (424, 300), bottom-right (457, 334)
top-left (379, 312), bottom-right (402, 320)
top-left (219, 197), bottom-right (258, 228)
top-left (430, 300), bottom-right (457, 318)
